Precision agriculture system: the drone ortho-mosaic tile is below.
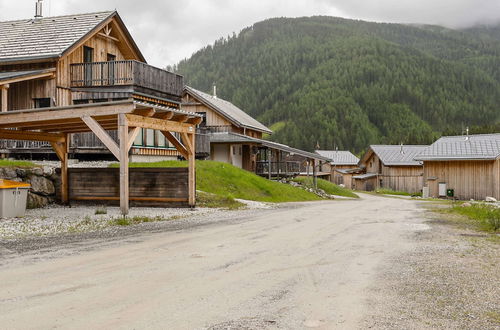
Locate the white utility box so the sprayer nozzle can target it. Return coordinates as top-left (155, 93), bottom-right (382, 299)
top-left (0, 179), bottom-right (31, 218)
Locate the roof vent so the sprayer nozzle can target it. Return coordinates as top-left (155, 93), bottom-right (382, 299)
top-left (35, 0), bottom-right (43, 19)
top-left (400, 143), bottom-right (405, 154)
top-left (465, 127), bottom-right (469, 141)
top-left (213, 83), bottom-right (217, 99)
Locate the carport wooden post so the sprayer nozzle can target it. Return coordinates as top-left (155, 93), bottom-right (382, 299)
top-left (50, 133), bottom-right (69, 204)
top-left (188, 132), bottom-right (196, 206)
top-left (0, 84), bottom-right (9, 112)
top-left (118, 113), bottom-right (129, 215)
top-left (312, 159), bottom-right (317, 189)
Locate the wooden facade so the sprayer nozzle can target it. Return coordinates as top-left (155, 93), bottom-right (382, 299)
top-left (357, 146), bottom-right (425, 194)
top-left (423, 160), bottom-right (500, 200)
top-left (0, 12), bottom-right (183, 159)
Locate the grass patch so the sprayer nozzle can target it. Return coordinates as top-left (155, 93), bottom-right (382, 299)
top-left (293, 176), bottom-right (359, 198)
top-left (111, 215), bottom-right (165, 226)
top-left (376, 188), bottom-right (421, 197)
top-left (197, 191), bottom-right (245, 209)
top-left (0, 159), bottom-right (38, 168)
top-left (445, 203), bottom-right (500, 233)
top-left (94, 206), bottom-right (107, 215)
top-left (111, 160), bottom-right (322, 202)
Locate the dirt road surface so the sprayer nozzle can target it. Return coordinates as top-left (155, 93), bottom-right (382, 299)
top-left (0, 194), bottom-right (429, 329)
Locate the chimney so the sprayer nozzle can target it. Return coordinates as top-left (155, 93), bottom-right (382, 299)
top-left (213, 83), bottom-right (217, 99)
top-left (400, 143), bottom-right (405, 154)
top-left (35, 0), bottom-right (43, 19)
top-left (465, 127), bottom-right (469, 141)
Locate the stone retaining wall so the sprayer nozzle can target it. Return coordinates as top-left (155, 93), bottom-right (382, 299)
top-left (0, 166), bottom-right (59, 208)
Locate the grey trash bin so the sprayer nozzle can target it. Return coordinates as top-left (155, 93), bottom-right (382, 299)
top-left (0, 179), bottom-right (31, 218)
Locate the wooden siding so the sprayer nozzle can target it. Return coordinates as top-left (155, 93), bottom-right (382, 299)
top-left (65, 167), bottom-right (188, 206)
top-left (423, 160), bottom-right (499, 200)
top-left (182, 102), bottom-right (232, 127)
top-left (380, 165), bottom-right (423, 194)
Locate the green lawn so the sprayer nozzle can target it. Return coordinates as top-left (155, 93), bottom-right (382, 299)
top-left (113, 160), bottom-right (322, 203)
top-left (0, 159), bottom-right (38, 168)
top-left (376, 188), bottom-right (422, 197)
top-left (293, 176), bottom-right (359, 198)
top-left (446, 203), bottom-right (500, 233)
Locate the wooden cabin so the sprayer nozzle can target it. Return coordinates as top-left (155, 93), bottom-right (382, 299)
top-left (416, 134), bottom-right (500, 200)
top-left (356, 145), bottom-right (427, 193)
top-left (0, 10), bottom-right (184, 161)
top-left (315, 150), bottom-right (360, 188)
top-left (182, 86), bottom-right (329, 177)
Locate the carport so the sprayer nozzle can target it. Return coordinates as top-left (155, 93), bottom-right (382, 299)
top-left (0, 100), bottom-right (202, 215)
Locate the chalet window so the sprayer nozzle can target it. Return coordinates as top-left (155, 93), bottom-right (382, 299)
top-left (133, 128), bottom-right (144, 146)
top-left (34, 98), bottom-right (52, 108)
top-left (83, 46), bottom-right (94, 85)
top-left (156, 130), bottom-right (166, 147)
top-left (146, 129), bottom-right (155, 147)
top-left (73, 99), bottom-right (89, 105)
top-left (107, 54), bottom-right (116, 85)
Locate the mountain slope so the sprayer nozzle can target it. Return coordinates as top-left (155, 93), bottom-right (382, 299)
top-left (176, 17), bottom-right (500, 152)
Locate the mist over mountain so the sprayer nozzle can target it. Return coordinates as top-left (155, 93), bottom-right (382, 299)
top-left (175, 16), bottom-right (500, 153)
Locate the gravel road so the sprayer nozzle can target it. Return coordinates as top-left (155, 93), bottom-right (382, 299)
top-left (0, 194), bottom-right (497, 329)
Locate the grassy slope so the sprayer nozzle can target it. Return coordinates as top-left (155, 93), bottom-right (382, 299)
top-left (293, 176), bottom-right (359, 198)
top-left (116, 160), bottom-right (322, 202)
top-left (446, 203), bottom-right (500, 233)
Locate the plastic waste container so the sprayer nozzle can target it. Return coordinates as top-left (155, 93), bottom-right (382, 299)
top-left (0, 179), bottom-right (31, 218)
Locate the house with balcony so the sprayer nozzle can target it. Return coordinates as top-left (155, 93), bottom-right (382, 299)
top-left (182, 86), bottom-right (329, 178)
top-left (0, 10), bottom-right (185, 161)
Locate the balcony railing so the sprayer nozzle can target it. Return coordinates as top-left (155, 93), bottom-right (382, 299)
top-left (70, 60), bottom-right (183, 98)
top-left (256, 161), bottom-right (300, 177)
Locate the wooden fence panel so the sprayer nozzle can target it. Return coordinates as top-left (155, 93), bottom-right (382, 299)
top-left (64, 167), bottom-right (189, 207)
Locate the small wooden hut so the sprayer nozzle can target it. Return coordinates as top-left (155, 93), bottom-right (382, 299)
top-left (315, 150), bottom-right (360, 188)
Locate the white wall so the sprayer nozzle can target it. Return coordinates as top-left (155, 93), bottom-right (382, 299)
top-left (212, 144), bottom-right (230, 163)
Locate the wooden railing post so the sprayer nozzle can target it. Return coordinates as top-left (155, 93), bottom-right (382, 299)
top-left (1, 84), bottom-right (9, 112)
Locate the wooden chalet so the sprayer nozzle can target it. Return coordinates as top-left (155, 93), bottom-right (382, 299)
top-left (315, 150), bottom-right (361, 188)
top-left (415, 133), bottom-right (500, 200)
top-left (355, 145), bottom-right (427, 193)
top-left (182, 86), bottom-right (329, 178)
top-left (0, 8), bottom-right (202, 214)
top-left (0, 10), bottom-right (185, 161)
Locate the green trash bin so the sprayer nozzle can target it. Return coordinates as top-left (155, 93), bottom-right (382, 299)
top-left (446, 189), bottom-right (454, 197)
top-left (0, 179), bottom-right (31, 218)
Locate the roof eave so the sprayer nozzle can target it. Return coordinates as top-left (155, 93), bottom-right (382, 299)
top-left (0, 55), bottom-right (59, 65)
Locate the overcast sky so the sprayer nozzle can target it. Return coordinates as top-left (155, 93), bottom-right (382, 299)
top-left (1, 0), bottom-right (499, 67)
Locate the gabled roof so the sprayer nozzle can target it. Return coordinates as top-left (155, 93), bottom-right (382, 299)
top-left (209, 132), bottom-right (330, 161)
top-left (415, 133), bottom-right (500, 161)
top-left (361, 145), bottom-right (428, 166)
top-left (315, 150), bottom-right (359, 165)
top-left (0, 11), bottom-right (145, 64)
top-left (183, 86), bottom-right (272, 134)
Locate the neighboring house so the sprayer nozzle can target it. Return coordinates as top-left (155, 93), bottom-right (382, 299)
top-left (415, 133), bottom-right (500, 200)
top-left (315, 150), bottom-right (360, 187)
top-left (356, 145), bottom-right (427, 193)
top-left (0, 10), bottom-right (184, 161)
top-left (182, 86), bottom-right (329, 177)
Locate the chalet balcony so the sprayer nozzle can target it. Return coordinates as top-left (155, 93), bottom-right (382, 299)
top-left (70, 60), bottom-right (183, 102)
top-left (256, 161), bottom-right (301, 178)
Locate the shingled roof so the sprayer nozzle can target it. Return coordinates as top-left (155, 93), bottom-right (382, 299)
top-left (415, 133), bottom-right (500, 161)
top-left (0, 11), bottom-right (144, 63)
top-left (315, 150), bottom-right (359, 165)
top-left (184, 86), bottom-right (272, 134)
top-left (361, 145), bottom-right (428, 166)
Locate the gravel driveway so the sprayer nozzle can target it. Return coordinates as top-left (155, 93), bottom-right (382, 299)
top-left (0, 194), bottom-right (498, 329)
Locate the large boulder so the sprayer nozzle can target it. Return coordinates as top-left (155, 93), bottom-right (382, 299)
top-left (27, 192), bottom-right (50, 209)
top-left (0, 167), bottom-right (18, 179)
top-left (29, 175), bottom-right (55, 196)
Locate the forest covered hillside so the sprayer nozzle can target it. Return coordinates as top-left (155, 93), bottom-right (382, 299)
top-left (175, 17), bottom-right (500, 153)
